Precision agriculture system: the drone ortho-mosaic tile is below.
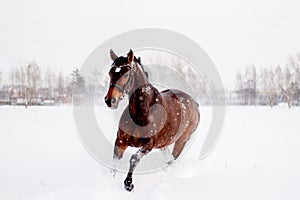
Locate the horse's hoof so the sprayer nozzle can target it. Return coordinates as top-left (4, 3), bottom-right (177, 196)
top-left (124, 183), bottom-right (134, 192)
top-left (167, 159), bottom-right (175, 166)
top-left (109, 168), bottom-right (117, 177)
top-left (124, 177), bottom-right (134, 192)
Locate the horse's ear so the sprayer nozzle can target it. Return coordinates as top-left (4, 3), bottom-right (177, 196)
top-left (127, 49), bottom-right (134, 63)
top-left (110, 49), bottom-right (118, 61)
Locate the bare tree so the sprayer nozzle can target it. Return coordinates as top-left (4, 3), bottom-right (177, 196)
top-left (25, 62), bottom-right (41, 105)
top-left (275, 65), bottom-right (284, 102)
top-left (71, 68), bottom-right (86, 94)
top-left (285, 82), bottom-right (298, 107)
top-left (235, 71), bottom-right (242, 91)
top-left (57, 71), bottom-right (65, 96)
top-left (20, 67), bottom-right (26, 89)
top-left (44, 67), bottom-right (56, 99)
top-left (244, 65), bottom-right (257, 105)
top-left (266, 68), bottom-right (277, 106)
top-left (284, 67), bottom-right (291, 90)
top-left (9, 68), bottom-right (16, 87)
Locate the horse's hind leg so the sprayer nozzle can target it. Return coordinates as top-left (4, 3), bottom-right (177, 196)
top-left (172, 105), bottom-right (200, 160)
top-left (172, 139), bottom-right (187, 160)
top-left (124, 147), bottom-right (151, 192)
top-left (172, 127), bottom-right (195, 160)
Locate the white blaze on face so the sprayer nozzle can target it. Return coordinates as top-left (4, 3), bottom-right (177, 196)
top-left (115, 67), bottom-right (121, 73)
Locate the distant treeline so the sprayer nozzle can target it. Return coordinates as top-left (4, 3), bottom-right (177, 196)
top-left (0, 62), bottom-right (103, 106)
top-left (1, 53), bottom-right (300, 107)
top-left (229, 53), bottom-right (300, 107)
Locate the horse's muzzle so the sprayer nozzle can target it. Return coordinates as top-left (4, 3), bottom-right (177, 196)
top-left (105, 96), bottom-right (118, 109)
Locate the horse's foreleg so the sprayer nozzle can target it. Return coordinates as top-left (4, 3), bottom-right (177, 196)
top-left (124, 147), bottom-right (151, 192)
top-left (113, 142), bottom-right (127, 160)
top-left (111, 136), bottom-right (128, 176)
top-left (113, 131), bottom-right (128, 160)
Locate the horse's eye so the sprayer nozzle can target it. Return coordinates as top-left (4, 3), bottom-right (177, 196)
top-left (124, 74), bottom-right (129, 78)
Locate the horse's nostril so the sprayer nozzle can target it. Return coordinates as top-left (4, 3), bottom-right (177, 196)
top-left (111, 97), bottom-right (116, 104)
top-left (105, 96), bottom-right (111, 107)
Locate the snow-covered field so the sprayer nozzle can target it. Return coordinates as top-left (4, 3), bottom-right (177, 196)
top-left (0, 105), bottom-right (300, 200)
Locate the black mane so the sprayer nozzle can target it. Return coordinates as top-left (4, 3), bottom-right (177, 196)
top-left (134, 56), bottom-right (148, 79)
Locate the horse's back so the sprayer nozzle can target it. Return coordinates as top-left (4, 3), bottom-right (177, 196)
top-left (161, 88), bottom-right (200, 122)
top-left (153, 89), bottom-right (200, 148)
top-left (161, 89), bottom-right (199, 111)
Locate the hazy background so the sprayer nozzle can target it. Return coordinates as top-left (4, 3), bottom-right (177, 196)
top-left (1, 0), bottom-right (300, 90)
top-left (1, 1), bottom-right (300, 199)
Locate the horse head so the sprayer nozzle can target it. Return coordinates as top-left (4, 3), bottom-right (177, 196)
top-left (104, 49), bottom-right (137, 109)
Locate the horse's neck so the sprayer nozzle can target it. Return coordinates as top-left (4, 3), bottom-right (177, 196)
top-left (133, 63), bottom-right (148, 88)
top-left (128, 63), bottom-right (163, 126)
top-left (127, 62), bottom-right (149, 97)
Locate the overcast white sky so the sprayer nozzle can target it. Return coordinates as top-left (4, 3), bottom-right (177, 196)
top-left (1, 0), bottom-right (300, 89)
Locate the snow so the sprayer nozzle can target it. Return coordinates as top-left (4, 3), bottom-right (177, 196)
top-left (0, 105), bottom-right (300, 200)
top-left (142, 86), bottom-right (151, 94)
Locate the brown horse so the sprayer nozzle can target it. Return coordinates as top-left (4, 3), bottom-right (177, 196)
top-left (104, 49), bottom-right (200, 191)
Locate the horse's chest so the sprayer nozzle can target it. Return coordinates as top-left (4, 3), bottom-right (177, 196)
top-left (119, 108), bottom-right (167, 139)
